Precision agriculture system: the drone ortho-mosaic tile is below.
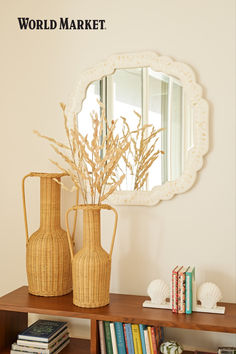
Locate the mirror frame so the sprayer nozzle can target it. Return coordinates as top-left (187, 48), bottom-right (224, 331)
top-left (69, 51), bottom-right (209, 206)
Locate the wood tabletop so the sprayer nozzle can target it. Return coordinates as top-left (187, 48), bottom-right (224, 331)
top-left (0, 286), bottom-right (235, 334)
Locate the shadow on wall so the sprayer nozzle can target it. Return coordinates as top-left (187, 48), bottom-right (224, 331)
top-left (109, 206), bottom-right (163, 295)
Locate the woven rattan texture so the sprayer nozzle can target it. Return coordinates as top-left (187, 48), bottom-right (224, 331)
top-left (23, 173), bottom-right (72, 296)
top-left (66, 204), bottom-right (118, 308)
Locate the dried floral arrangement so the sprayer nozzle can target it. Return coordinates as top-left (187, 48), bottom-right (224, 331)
top-left (34, 101), bottom-right (163, 204)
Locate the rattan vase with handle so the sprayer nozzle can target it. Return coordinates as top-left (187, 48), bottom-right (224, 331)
top-left (66, 204), bottom-right (118, 308)
top-left (22, 172), bottom-right (77, 297)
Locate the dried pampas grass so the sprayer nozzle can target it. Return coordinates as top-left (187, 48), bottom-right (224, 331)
top-left (34, 101), bottom-right (164, 203)
top-left (34, 101), bottom-right (130, 204)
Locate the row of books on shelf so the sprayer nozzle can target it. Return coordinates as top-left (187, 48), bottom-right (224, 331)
top-left (172, 265), bottom-right (195, 314)
top-left (99, 320), bottom-right (164, 354)
top-left (10, 319), bottom-right (70, 354)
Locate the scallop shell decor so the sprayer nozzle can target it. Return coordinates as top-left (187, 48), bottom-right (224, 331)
top-left (197, 282), bottom-right (222, 309)
top-left (160, 341), bottom-right (183, 354)
top-left (147, 279), bottom-right (170, 305)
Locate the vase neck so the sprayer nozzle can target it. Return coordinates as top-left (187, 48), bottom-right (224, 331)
top-left (40, 176), bottom-right (61, 230)
top-left (83, 208), bottom-right (101, 249)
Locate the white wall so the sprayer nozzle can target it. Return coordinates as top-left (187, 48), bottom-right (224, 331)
top-left (0, 0), bottom-right (235, 350)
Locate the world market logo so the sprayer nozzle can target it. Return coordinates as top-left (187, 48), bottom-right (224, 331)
top-left (17, 17), bottom-right (106, 30)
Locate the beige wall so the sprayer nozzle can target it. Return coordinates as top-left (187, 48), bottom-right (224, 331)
top-left (0, 0), bottom-right (235, 350)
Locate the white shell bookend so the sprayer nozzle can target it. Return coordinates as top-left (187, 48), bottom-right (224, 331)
top-left (195, 282), bottom-right (225, 314)
top-left (143, 279), bottom-right (171, 309)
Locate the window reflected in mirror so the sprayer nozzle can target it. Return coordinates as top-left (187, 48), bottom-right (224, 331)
top-left (78, 67), bottom-right (193, 192)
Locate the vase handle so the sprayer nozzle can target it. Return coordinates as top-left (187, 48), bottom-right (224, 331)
top-left (100, 204), bottom-right (118, 257)
top-left (66, 204), bottom-right (88, 261)
top-left (66, 206), bottom-right (79, 261)
top-left (22, 173), bottom-right (35, 244)
top-left (65, 204), bottom-right (118, 260)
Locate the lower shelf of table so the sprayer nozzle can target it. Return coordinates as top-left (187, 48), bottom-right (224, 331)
top-left (1, 338), bottom-right (90, 354)
top-left (1, 337), bottom-right (216, 354)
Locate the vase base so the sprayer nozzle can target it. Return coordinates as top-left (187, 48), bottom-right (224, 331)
top-left (73, 298), bottom-right (110, 308)
top-left (28, 288), bottom-right (73, 297)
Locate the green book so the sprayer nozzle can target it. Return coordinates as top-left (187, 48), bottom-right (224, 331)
top-left (185, 266), bottom-right (195, 314)
top-left (104, 321), bottom-right (113, 354)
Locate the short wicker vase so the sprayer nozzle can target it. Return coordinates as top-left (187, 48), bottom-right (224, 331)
top-left (66, 204), bottom-right (118, 308)
top-left (22, 172), bottom-right (75, 297)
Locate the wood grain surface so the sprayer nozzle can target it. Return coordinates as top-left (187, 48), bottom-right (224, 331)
top-left (0, 286), bottom-right (235, 333)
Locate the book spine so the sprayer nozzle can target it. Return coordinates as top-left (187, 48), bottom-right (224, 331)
top-left (139, 324), bottom-right (147, 354)
top-left (110, 322), bottom-right (118, 354)
top-left (131, 324), bottom-right (142, 354)
top-left (161, 327), bottom-right (164, 344)
top-left (178, 271), bottom-right (186, 313)
top-left (99, 320), bottom-right (107, 354)
top-left (122, 324), bottom-right (129, 353)
top-left (185, 271), bottom-right (192, 314)
top-left (124, 323), bottom-right (135, 354)
top-left (53, 338), bottom-right (70, 354)
top-left (11, 343), bottom-right (50, 354)
top-left (144, 328), bottom-right (151, 354)
top-left (114, 322), bottom-right (126, 354)
top-left (172, 268), bottom-right (178, 313)
top-left (154, 327), bottom-right (162, 351)
top-left (192, 273), bottom-right (196, 311)
top-left (150, 327), bottom-right (158, 354)
top-left (147, 326), bottom-right (154, 354)
top-left (104, 321), bottom-right (113, 354)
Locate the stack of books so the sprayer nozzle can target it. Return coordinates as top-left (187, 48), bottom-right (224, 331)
top-left (172, 265), bottom-right (195, 314)
top-left (10, 319), bottom-right (70, 354)
top-left (99, 320), bottom-right (164, 354)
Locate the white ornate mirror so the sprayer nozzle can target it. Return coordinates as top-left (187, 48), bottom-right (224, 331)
top-left (69, 52), bottom-right (209, 206)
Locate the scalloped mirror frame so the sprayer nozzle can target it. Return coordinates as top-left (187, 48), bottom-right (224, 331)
top-left (68, 51), bottom-right (209, 206)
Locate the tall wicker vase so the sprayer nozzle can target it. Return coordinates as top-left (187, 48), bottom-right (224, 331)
top-left (22, 172), bottom-right (74, 296)
top-left (66, 204), bottom-right (118, 308)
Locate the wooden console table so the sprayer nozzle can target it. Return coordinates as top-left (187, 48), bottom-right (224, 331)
top-left (0, 286), bottom-right (235, 353)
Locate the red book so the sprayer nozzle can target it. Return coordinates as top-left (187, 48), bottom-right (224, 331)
top-left (122, 323), bottom-right (129, 353)
top-left (172, 266), bottom-right (183, 313)
top-left (150, 327), bottom-right (158, 354)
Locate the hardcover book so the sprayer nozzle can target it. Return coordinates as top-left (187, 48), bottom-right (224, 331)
top-left (154, 326), bottom-right (164, 347)
top-left (18, 320), bottom-right (68, 343)
top-left (172, 266), bottom-right (183, 313)
top-left (11, 338), bottom-right (70, 354)
top-left (114, 322), bottom-right (126, 354)
top-left (143, 328), bottom-right (151, 354)
top-left (99, 320), bottom-right (107, 354)
top-left (185, 266), bottom-right (195, 314)
top-left (122, 324), bottom-right (129, 353)
top-left (104, 321), bottom-right (113, 354)
top-left (124, 323), bottom-right (135, 354)
top-left (131, 324), bottom-right (142, 354)
top-left (17, 329), bottom-right (69, 348)
top-left (150, 327), bottom-right (158, 354)
top-left (178, 266), bottom-right (189, 313)
top-left (110, 322), bottom-right (118, 354)
top-left (147, 326), bottom-right (154, 354)
top-left (138, 324), bottom-right (147, 354)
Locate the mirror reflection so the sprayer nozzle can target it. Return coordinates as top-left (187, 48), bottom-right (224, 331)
top-left (78, 67), bottom-right (193, 192)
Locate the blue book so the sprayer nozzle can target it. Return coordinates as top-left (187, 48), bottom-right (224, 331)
top-left (124, 323), bottom-right (134, 354)
top-left (185, 266), bottom-right (195, 314)
top-left (114, 322), bottom-right (126, 354)
top-left (18, 320), bottom-right (67, 343)
top-left (138, 324), bottom-right (147, 354)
